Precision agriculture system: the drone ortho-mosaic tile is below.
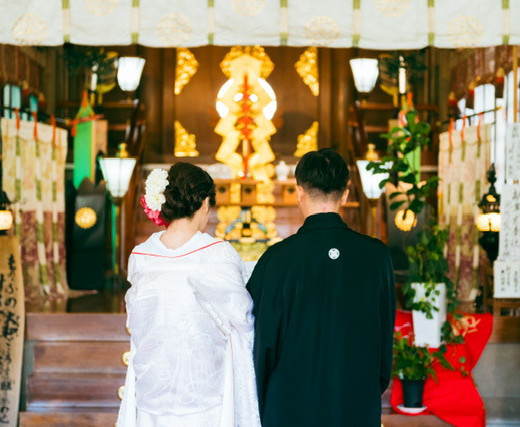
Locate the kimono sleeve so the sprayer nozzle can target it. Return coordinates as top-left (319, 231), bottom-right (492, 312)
top-left (246, 250), bottom-right (283, 415)
top-left (379, 248), bottom-right (396, 394)
top-left (192, 242), bottom-right (254, 335)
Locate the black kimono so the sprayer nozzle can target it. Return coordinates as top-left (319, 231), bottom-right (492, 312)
top-left (247, 212), bottom-right (395, 427)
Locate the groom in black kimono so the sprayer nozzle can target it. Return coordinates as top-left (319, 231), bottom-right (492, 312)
top-left (247, 148), bottom-right (395, 426)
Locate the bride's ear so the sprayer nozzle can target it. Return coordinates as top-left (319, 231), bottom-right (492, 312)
top-left (203, 196), bottom-right (210, 213)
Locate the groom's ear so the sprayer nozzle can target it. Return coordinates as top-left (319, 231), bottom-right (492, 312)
top-left (296, 185), bottom-right (305, 204)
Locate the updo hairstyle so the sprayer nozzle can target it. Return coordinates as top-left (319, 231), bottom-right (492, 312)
top-left (160, 163), bottom-right (216, 223)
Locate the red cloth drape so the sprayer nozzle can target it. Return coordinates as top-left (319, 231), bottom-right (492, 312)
top-left (391, 310), bottom-right (493, 427)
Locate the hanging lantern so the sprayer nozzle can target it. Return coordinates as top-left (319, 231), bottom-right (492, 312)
top-left (0, 191), bottom-right (13, 233)
top-left (476, 164), bottom-right (500, 262)
top-left (350, 58), bottom-right (379, 95)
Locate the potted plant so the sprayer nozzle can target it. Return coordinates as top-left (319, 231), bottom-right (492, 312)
top-left (393, 332), bottom-right (451, 408)
top-left (367, 110), bottom-right (461, 347)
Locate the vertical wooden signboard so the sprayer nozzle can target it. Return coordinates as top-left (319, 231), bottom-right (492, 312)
top-left (0, 236), bottom-right (24, 426)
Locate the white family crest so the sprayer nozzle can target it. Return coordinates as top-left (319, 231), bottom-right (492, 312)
top-left (328, 248), bottom-right (340, 259)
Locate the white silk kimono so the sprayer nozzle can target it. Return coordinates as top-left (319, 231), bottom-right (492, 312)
top-left (117, 231), bottom-right (261, 427)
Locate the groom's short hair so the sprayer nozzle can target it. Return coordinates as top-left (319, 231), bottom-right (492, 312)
top-left (295, 148), bottom-right (349, 199)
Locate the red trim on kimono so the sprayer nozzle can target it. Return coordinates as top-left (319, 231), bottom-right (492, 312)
top-left (132, 240), bottom-right (224, 259)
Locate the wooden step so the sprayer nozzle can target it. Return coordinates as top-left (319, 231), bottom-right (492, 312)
top-left (33, 341), bottom-right (129, 373)
top-left (20, 411), bottom-right (117, 427)
top-left (26, 313), bottom-right (128, 341)
top-left (27, 372), bottom-right (125, 411)
top-left (381, 414), bottom-right (451, 426)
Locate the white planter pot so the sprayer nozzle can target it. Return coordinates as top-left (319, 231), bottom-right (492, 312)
top-left (411, 282), bottom-right (446, 348)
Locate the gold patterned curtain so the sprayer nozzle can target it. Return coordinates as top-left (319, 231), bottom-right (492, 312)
top-left (1, 117), bottom-right (68, 299)
top-left (438, 124), bottom-right (491, 304)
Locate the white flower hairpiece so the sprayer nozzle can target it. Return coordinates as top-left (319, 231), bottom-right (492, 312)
top-left (144, 168), bottom-right (168, 211)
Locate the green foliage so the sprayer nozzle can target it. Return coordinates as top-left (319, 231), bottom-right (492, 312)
top-left (367, 110), bottom-right (439, 218)
top-left (367, 110), bottom-right (463, 346)
top-left (403, 221), bottom-right (462, 344)
top-left (63, 44), bottom-right (117, 78)
top-left (393, 333), bottom-right (453, 381)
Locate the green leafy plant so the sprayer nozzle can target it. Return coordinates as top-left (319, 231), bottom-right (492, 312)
top-left (393, 332), bottom-right (452, 381)
top-left (405, 222), bottom-right (463, 344)
top-left (367, 110), bottom-right (462, 345)
top-left (367, 110), bottom-right (439, 217)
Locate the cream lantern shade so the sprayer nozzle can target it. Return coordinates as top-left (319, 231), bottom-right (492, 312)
top-left (99, 157), bottom-right (137, 199)
top-left (356, 160), bottom-right (387, 200)
top-left (349, 58), bottom-right (379, 94)
top-left (117, 57), bottom-right (146, 92)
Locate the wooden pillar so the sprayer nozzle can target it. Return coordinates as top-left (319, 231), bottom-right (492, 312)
top-left (162, 48), bottom-right (175, 156)
top-left (140, 47), bottom-right (163, 162)
top-left (318, 48), bottom-right (332, 147)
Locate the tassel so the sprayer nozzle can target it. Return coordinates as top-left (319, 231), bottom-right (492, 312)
top-left (495, 67), bottom-right (505, 99)
top-left (448, 91), bottom-right (461, 119)
top-left (466, 82), bottom-right (475, 110)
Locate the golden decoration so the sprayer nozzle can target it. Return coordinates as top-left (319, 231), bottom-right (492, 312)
top-left (157, 13), bottom-right (192, 45)
top-left (84, 0), bottom-right (119, 16)
top-left (121, 350), bottom-right (130, 367)
top-left (215, 205), bottom-right (278, 242)
top-left (295, 47), bottom-right (319, 96)
top-left (174, 120), bottom-right (199, 157)
top-left (230, 182), bottom-right (241, 204)
top-left (230, 0), bottom-right (267, 16)
top-left (451, 315), bottom-right (481, 338)
top-left (374, 0), bottom-right (411, 17)
top-left (230, 241), bottom-right (269, 261)
top-left (75, 207), bottom-right (97, 229)
top-left (93, 51), bottom-right (118, 103)
top-left (117, 385), bottom-right (125, 400)
top-left (447, 15), bottom-right (483, 47)
top-left (294, 121), bottom-right (319, 157)
top-left (217, 206), bottom-right (242, 224)
top-left (12, 14), bottom-right (47, 45)
top-left (256, 180), bottom-right (275, 204)
top-left (174, 48), bottom-right (199, 95)
top-left (304, 16), bottom-right (339, 46)
top-left (220, 46), bottom-right (274, 80)
top-left (394, 209), bottom-right (417, 232)
top-left (215, 46), bottom-right (276, 181)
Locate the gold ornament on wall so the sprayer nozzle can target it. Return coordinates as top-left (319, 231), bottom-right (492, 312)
top-left (174, 120), bottom-right (199, 157)
top-left (295, 47), bottom-right (319, 96)
top-left (174, 48), bottom-right (199, 95)
top-left (75, 207), bottom-right (97, 229)
top-left (294, 121), bottom-right (319, 157)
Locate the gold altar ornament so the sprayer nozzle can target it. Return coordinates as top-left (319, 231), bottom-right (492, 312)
top-left (174, 120), bottom-right (199, 157)
top-left (295, 47), bottom-right (319, 96)
top-left (215, 46), bottom-right (276, 181)
top-left (174, 48), bottom-right (199, 95)
top-left (220, 46), bottom-right (274, 80)
top-left (75, 207), bottom-right (97, 229)
top-left (294, 121), bottom-right (319, 157)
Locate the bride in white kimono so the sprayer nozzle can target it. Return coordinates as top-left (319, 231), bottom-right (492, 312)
top-left (117, 164), bottom-right (260, 427)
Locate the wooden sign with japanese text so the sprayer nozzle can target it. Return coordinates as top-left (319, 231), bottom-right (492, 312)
top-left (0, 236), bottom-right (24, 425)
top-left (495, 183), bottom-right (520, 298)
top-left (506, 123), bottom-right (520, 182)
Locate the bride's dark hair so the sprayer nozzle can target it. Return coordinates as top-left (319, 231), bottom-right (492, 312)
top-left (161, 163), bottom-right (216, 222)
